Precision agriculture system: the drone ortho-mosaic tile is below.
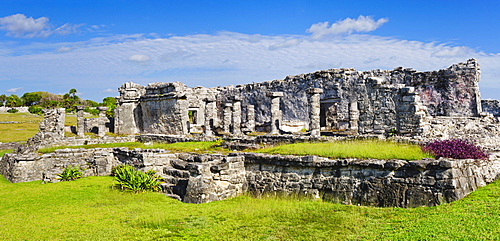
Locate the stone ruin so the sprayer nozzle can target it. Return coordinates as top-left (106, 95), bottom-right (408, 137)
top-left (2, 59), bottom-right (500, 208)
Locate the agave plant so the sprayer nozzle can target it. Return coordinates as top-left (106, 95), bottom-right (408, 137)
top-left (113, 165), bottom-right (162, 192)
top-left (57, 165), bottom-right (83, 181)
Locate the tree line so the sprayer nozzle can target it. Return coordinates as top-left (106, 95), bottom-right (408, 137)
top-left (0, 89), bottom-right (116, 117)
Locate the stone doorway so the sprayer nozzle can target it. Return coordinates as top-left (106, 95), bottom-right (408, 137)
top-left (320, 99), bottom-right (339, 131)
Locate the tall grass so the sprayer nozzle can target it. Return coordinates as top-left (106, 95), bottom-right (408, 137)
top-left (38, 141), bottom-right (225, 154)
top-left (0, 174), bottom-right (498, 240)
top-left (256, 139), bottom-right (433, 160)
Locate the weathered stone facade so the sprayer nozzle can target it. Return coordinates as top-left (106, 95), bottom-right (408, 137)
top-left (114, 59), bottom-right (489, 137)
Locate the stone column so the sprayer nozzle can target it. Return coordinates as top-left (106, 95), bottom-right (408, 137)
top-left (76, 106), bottom-right (85, 137)
top-left (246, 105), bottom-right (255, 133)
top-left (267, 92), bottom-right (284, 135)
top-left (232, 96), bottom-right (242, 135)
top-left (349, 101), bottom-right (359, 133)
top-left (203, 97), bottom-right (216, 136)
top-left (223, 103), bottom-right (233, 134)
top-left (307, 88), bottom-right (323, 137)
top-left (97, 106), bottom-right (109, 137)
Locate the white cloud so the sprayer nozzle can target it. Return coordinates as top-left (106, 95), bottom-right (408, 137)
top-left (1, 30), bottom-right (500, 101)
top-left (6, 87), bottom-right (22, 93)
top-left (269, 39), bottom-right (303, 50)
top-left (128, 54), bottom-right (150, 62)
top-left (307, 15), bottom-right (388, 39)
top-left (102, 89), bottom-right (115, 93)
top-left (56, 46), bottom-right (72, 52)
top-left (0, 14), bottom-right (82, 38)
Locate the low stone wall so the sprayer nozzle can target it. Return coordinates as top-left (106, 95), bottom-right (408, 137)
top-left (0, 148), bottom-right (117, 183)
top-left (1, 148), bottom-right (499, 207)
top-left (0, 107), bottom-right (29, 113)
top-left (243, 153), bottom-right (500, 207)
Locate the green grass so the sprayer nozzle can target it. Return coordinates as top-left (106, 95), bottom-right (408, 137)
top-left (38, 141), bottom-right (226, 154)
top-left (0, 149), bottom-right (13, 157)
top-left (256, 139), bottom-right (433, 160)
top-left (0, 112), bottom-right (42, 143)
top-left (0, 174), bottom-right (499, 240)
top-left (0, 112), bottom-right (79, 143)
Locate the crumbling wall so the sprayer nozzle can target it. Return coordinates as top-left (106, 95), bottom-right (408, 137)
top-left (17, 108), bottom-right (66, 154)
top-left (113, 59), bottom-right (483, 137)
top-left (482, 100), bottom-right (500, 117)
top-left (423, 116), bottom-right (500, 151)
top-left (243, 153), bottom-right (500, 208)
top-left (0, 148), bottom-right (116, 183)
top-left (1, 148), bottom-right (498, 207)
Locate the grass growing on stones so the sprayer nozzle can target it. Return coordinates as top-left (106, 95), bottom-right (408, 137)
top-left (38, 141), bottom-right (226, 154)
top-left (0, 174), bottom-right (499, 240)
top-left (256, 139), bottom-right (433, 160)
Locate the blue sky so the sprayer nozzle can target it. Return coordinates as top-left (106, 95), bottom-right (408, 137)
top-left (1, 0), bottom-right (500, 101)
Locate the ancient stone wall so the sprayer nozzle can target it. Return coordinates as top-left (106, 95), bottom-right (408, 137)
top-left (482, 100), bottom-right (500, 117)
top-left (243, 153), bottom-right (500, 207)
top-left (422, 116), bottom-right (500, 151)
top-left (2, 147), bottom-right (498, 207)
top-left (0, 148), bottom-right (116, 183)
top-left (114, 59), bottom-right (483, 137)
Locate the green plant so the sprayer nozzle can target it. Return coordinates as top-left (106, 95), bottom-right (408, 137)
top-left (28, 105), bottom-right (44, 115)
top-left (113, 165), bottom-right (161, 193)
top-left (7, 108), bottom-right (19, 113)
top-left (57, 165), bottom-right (83, 181)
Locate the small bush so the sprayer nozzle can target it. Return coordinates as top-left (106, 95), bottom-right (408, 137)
top-left (113, 165), bottom-right (162, 193)
top-left (421, 139), bottom-right (488, 160)
top-left (28, 106), bottom-right (44, 115)
top-left (7, 109), bottom-right (19, 113)
top-left (57, 165), bottom-right (83, 181)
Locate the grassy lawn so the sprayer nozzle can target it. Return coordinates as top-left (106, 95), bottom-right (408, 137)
top-left (38, 140), bottom-right (433, 160)
top-left (256, 139), bottom-right (433, 160)
top-left (0, 112), bottom-right (77, 143)
top-left (0, 174), bottom-right (498, 240)
top-left (0, 113), bottom-right (42, 143)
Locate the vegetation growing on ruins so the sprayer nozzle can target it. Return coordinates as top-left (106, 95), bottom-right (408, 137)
top-left (0, 174), bottom-right (498, 240)
top-left (37, 141), bottom-right (226, 154)
top-left (256, 140), bottom-right (434, 161)
top-left (422, 139), bottom-right (489, 160)
top-left (57, 165), bottom-right (83, 181)
top-left (112, 165), bottom-right (162, 193)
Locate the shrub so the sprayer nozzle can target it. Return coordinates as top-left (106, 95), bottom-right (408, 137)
top-left (7, 109), bottom-right (18, 113)
top-left (57, 165), bottom-right (83, 181)
top-left (421, 139), bottom-right (488, 160)
top-left (28, 106), bottom-right (44, 115)
top-left (113, 165), bottom-right (162, 193)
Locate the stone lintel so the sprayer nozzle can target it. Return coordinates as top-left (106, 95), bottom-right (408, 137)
top-left (267, 92), bottom-right (284, 98)
top-left (97, 106), bottom-right (109, 111)
top-left (306, 88), bottom-right (324, 95)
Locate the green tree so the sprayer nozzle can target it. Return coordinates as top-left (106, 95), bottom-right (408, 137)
top-left (21, 92), bottom-right (42, 106)
top-left (0, 94), bottom-right (6, 106)
top-left (6, 94), bottom-right (23, 107)
top-left (101, 97), bottom-right (117, 117)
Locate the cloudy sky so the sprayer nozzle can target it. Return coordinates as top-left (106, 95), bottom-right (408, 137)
top-left (1, 0), bottom-right (500, 101)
